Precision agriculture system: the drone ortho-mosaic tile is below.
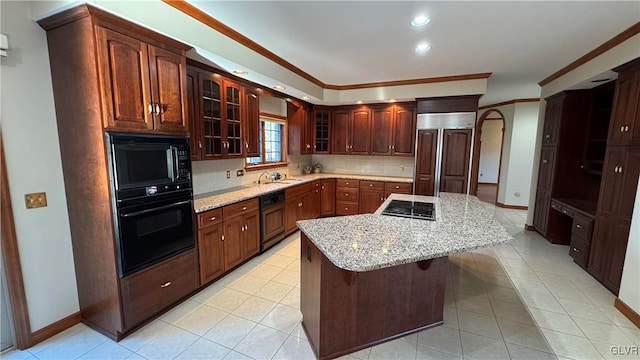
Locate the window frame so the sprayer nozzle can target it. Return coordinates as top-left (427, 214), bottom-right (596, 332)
top-left (245, 113), bottom-right (288, 171)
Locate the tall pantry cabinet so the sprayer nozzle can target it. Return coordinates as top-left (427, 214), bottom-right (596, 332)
top-left (588, 58), bottom-right (640, 294)
top-left (38, 5), bottom-right (197, 340)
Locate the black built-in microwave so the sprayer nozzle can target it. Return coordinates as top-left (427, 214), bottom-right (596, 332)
top-left (107, 132), bottom-right (191, 201)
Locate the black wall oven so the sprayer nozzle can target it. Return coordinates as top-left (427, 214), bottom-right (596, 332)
top-left (107, 132), bottom-right (195, 277)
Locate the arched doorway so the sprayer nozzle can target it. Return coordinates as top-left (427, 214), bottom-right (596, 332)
top-left (471, 110), bottom-right (505, 204)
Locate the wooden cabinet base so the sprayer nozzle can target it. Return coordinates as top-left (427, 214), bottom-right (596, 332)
top-left (300, 234), bottom-right (446, 359)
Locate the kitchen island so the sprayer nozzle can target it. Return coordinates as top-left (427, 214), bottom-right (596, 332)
top-left (296, 193), bottom-right (512, 359)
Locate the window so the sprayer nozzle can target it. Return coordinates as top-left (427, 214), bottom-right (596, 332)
top-left (246, 116), bottom-right (287, 169)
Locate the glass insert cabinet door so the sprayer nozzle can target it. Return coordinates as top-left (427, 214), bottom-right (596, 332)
top-left (225, 81), bottom-right (243, 157)
top-left (200, 74), bottom-right (223, 158)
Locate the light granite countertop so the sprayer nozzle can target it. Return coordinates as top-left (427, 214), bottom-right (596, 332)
top-left (193, 173), bottom-right (412, 213)
top-left (296, 193), bottom-right (513, 272)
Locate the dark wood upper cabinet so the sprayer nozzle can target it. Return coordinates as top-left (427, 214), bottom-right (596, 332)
top-left (244, 90), bottom-right (260, 157)
top-left (370, 106), bottom-right (393, 155)
top-left (332, 110), bottom-right (350, 155)
top-left (440, 129), bottom-right (472, 193)
top-left (197, 73), bottom-right (224, 159)
top-left (541, 95), bottom-right (562, 146)
top-left (415, 130), bottom-right (437, 196)
top-left (350, 108), bottom-right (372, 154)
top-left (186, 69), bottom-right (200, 159)
top-left (97, 28), bottom-right (152, 131)
top-left (224, 81), bottom-right (244, 157)
top-left (314, 109), bottom-right (331, 153)
top-left (96, 27), bottom-right (187, 134)
top-left (148, 46), bottom-right (188, 133)
top-left (392, 105), bottom-right (416, 156)
top-left (287, 103), bottom-right (313, 155)
top-left (608, 60), bottom-right (640, 146)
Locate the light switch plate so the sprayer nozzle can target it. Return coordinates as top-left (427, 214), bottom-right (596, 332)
top-left (25, 192), bottom-right (47, 209)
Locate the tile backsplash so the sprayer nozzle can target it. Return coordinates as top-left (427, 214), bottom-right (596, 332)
top-left (192, 154), bottom-right (415, 195)
top-left (310, 155), bottom-right (414, 178)
top-left (192, 155), bottom-right (311, 195)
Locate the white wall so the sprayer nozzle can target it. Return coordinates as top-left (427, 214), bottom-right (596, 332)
top-left (478, 120), bottom-right (503, 184)
top-left (619, 175), bottom-right (640, 314)
top-left (479, 102), bottom-right (539, 207)
top-left (0, 1), bottom-right (79, 331)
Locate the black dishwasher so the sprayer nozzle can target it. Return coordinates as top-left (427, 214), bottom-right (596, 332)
top-left (260, 191), bottom-right (286, 252)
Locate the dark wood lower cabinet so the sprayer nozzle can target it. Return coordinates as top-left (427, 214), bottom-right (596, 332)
top-left (121, 249), bottom-right (198, 330)
top-left (359, 190), bottom-right (384, 214)
top-left (198, 224), bottom-right (224, 285)
top-left (223, 217), bottom-right (245, 270)
top-left (300, 234), bottom-right (446, 359)
top-left (320, 180), bottom-right (336, 216)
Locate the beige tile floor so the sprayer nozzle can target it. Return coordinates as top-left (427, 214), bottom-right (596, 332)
top-left (3, 205), bottom-right (639, 360)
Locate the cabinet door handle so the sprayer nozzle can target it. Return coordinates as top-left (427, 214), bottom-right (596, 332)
top-left (619, 166), bottom-right (623, 174)
top-left (321, 186), bottom-right (325, 190)
top-left (369, 184), bottom-right (374, 187)
top-left (380, 197), bottom-right (384, 201)
top-left (242, 206), bottom-right (247, 210)
top-left (209, 216), bottom-right (216, 221)
top-left (154, 103), bottom-right (161, 115)
top-left (395, 186), bottom-right (400, 189)
top-left (391, 145), bottom-right (395, 150)
top-left (624, 125), bottom-right (629, 132)
top-left (245, 142), bottom-right (249, 149)
top-left (160, 281), bottom-right (172, 288)
top-left (245, 224), bottom-right (248, 231)
top-left (198, 141), bottom-right (202, 149)
top-left (148, 103), bottom-right (154, 115)
top-left (621, 126), bottom-right (625, 133)
top-left (542, 159), bottom-right (548, 164)
top-left (572, 247), bottom-right (580, 253)
top-left (576, 224), bottom-right (583, 229)
top-left (545, 134), bottom-right (551, 139)
top-left (221, 235), bottom-right (225, 241)
top-left (345, 182), bottom-right (350, 185)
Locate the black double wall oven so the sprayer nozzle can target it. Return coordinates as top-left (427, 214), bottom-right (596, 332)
top-left (107, 133), bottom-right (194, 277)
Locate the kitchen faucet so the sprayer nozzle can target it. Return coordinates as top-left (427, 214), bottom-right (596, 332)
top-left (257, 170), bottom-right (271, 184)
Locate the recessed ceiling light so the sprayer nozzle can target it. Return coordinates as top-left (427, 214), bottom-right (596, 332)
top-left (232, 70), bottom-right (248, 75)
top-left (411, 15), bottom-right (430, 27)
top-left (273, 85), bottom-right (285, 90)
top-left (356, 100), bottom-right (363, 104)
top-left (302, 96), bottom-right (310, 100)
top-left (415, 43), bottom-right (431, 53)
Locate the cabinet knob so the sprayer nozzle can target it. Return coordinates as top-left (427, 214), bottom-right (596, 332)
top-left (572, 247), bottom-right (580, 253)
top-left (619, 166), bottom-right (623, 174)
top-left (345, 207), bottom-right (349, 210)
top-left (148, 103), bottom-right (154, 115)
top-left (391, 145), bottom-right (395, 150)
top-left (242, 206), bottom-right (247, 210)
top-left (345, 193), bottom-right (349, 197)
top-left (160, 281), bottom-right (172, 288)
top-left (545, 134), bottom-right (551, 139)
top-left (154, 103), bottom-right (161, 115)
top-left (369, 184), bottom-right (374, 187)
top-left (209, 216), bottom-right (216, 221)
top-left (198, 141), bottom-right (202, 149)
top-left (621, 126), bottom-right (625, 133)
top-left (245, 142), bottom-right (249, 149)
top-left (624, 125), bottom-right (629, 132)
top-left (576, 224), bottom-right (583, 229)
top-left (542, 159), bottom-right (548, 164)
top-left (380, 197), bottom-right (384, 201)
top-left (395, 186), bottom-right (400, 189)
top-left (221, 235), bottom-right (225, 241)
top-left (321, 186), bottom-right (325, 190)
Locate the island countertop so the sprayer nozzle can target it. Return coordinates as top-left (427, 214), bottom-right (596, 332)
top-left (296, 193), bottom-right (513, 272)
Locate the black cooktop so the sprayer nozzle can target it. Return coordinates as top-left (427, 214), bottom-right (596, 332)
top-left (381, 200), bottom-right (436, 221)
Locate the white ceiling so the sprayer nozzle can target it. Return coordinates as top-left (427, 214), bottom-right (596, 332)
top-left (187, 1), bottom-right (639, 106)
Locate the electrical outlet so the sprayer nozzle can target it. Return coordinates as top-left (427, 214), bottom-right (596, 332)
top-left (514, 192), bottom-right (521, 197)
top-left (236, 169), bottom-right (244, 177)
top-left (226, 170), bottom-right (230, 179)
top-left (25, 192), bottom-right (47, 209)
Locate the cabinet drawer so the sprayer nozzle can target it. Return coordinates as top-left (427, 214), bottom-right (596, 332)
top-left (550, 200), bottom-right (561, 212)
top-left (360, 181), bottom-right (384, 191)
top-left (197, 208), bottom-right (223, 229)
top-left (384, 182), bottom-right (412, 194)
top-left (572, 214), bottom-right (593, 240)
top-left (223, 198), bottom-right (259, 220)
top-left (558, 206), bottom-right (574, 218)
top-left (336, 179), bottom-right (360, 188)
top-left (285, 183), bottom-right (312, 198)
top-left (310, 180), bottom-right (322, 190)
top-left (121, 249), bottom-right (198, 330)
top-left (569, 235), bottom-right (590, 269)
top-left (336, 188), bottom-right (359, 201)
top-left (336, 201), bottom-right (359, 215)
